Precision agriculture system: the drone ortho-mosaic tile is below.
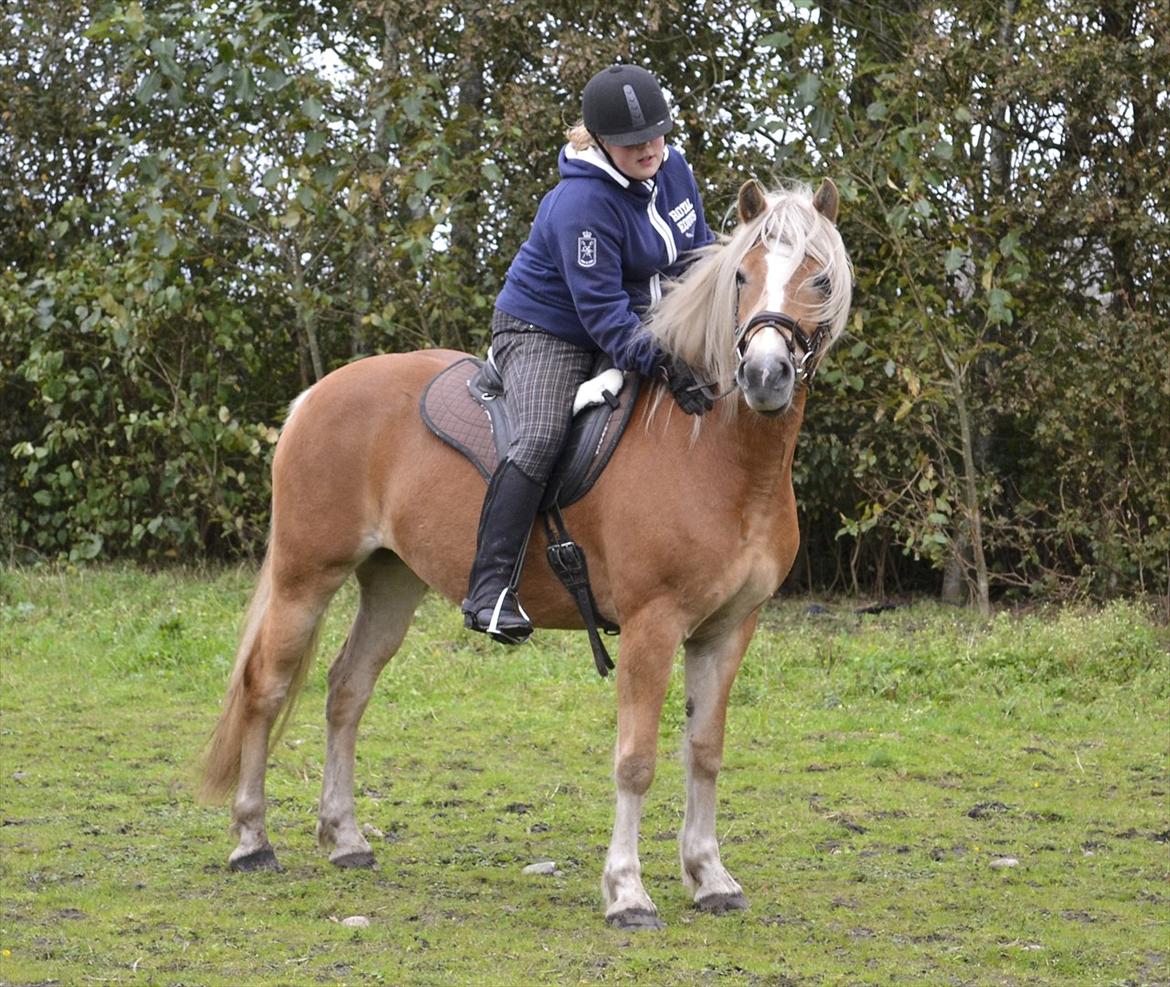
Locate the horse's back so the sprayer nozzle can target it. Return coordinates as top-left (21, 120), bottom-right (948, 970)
top-left (278, 349), bottom-right (465, 452)
top-left (269, 349), bottom-right (481, 580)
top-left (286, 349), bottom-right (461, 420)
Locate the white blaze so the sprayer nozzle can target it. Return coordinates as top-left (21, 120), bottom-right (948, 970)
top-left (746, 246), bottom-right (798, 374)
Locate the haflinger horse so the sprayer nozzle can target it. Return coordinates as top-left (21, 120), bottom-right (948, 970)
top-left (200, 177), bottom-right (852, 930)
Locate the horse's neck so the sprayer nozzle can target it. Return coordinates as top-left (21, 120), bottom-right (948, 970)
top-left (725, 392), bottom-right (807, 494)
top-left (628, 390), bottom-right (807, 508)
top-left (642, 393), bottom-right (807, 521)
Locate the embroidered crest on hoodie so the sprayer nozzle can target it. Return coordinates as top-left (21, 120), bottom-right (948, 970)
top-left (577, 230), bottom-right (597, 268)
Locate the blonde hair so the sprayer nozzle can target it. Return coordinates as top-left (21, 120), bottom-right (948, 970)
top-left (565, 121), bottom-right (596, 150)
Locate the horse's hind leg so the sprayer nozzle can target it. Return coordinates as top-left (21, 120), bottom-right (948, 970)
top-left (228, 563), bottom-right (347, 871)
top-left (317, 552), bottom-right (426, 867)
top-left (678, 615), bottom-right (756, 912)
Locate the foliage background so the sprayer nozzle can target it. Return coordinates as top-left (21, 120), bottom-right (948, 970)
top-left (2, 0), bottom-right (1167, 603)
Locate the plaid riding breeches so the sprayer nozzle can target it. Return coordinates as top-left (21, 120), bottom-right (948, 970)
top-left (489, 308), bottom-right (598, 484)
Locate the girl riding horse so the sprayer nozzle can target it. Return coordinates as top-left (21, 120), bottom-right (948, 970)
top-left (463, 64), bottom-right (717, 644)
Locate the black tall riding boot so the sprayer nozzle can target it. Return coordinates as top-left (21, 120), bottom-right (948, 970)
top-left (462, 459), bottom-right (545, 644)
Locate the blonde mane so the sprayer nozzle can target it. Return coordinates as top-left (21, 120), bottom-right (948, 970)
top-left (641, 182), bottom-right (853, 392)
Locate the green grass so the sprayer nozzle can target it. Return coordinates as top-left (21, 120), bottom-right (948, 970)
top-left (1, 565), bottom-right (1167, 986)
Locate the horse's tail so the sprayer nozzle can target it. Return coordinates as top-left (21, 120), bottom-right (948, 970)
top-left (198, 551), bottom-right (320, 803)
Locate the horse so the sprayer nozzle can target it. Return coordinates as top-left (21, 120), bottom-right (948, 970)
top-left (199, 177), bottom-right (853, 930)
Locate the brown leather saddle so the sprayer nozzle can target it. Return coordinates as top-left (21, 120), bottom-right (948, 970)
top-left (419, 353), bottom-right (640, 512)
top-left (420, 352), bottom-right (638, 677)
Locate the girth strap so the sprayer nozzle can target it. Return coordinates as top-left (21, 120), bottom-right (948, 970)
top-left (543, 505), bottom-right (618, 678)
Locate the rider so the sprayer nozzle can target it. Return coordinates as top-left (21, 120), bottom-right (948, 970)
top-left (462, 63), bottom-right (715, 644)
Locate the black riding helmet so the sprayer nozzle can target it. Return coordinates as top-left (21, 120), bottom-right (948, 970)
top-left (582, 65), bottom-right (673, 146)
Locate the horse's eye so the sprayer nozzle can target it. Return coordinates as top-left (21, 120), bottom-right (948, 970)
top-left (812, 273), bottom-right (831, 295)
top-left (735, 270), bottom-right (747, 286)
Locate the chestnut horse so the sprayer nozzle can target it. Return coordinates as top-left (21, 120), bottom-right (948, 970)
top-left (200, 178), bottom-right (852, 930)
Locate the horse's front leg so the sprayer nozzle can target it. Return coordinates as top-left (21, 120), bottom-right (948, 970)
top-left (679, 613), bottom-right (756, 913)
top-left (602, 611), bottom-right (680, 930)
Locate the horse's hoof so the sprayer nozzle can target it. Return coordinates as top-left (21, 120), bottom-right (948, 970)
top-left (696, 891), bottom-right (749, 914)
top-left (331, 850), bottom-right (376, 869)
top-left (606, 907), bottom-right (666, 931)
top-left (229, 848), bottom-right (283, 872)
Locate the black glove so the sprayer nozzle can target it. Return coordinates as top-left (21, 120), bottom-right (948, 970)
top-left (657, 355), bottom-right (714, 416)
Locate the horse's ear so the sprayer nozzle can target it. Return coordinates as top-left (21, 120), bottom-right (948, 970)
top-left (813, 179), bottom-right (840, 224)
top-left (737, 180), bottom-right (768, 224)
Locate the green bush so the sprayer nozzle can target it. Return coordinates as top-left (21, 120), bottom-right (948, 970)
top-left (2, 247), bottom-right (286, 561)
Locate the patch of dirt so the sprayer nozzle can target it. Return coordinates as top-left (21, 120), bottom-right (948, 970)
top-left (760, 913), bottom-right (811, 927)
top-left (826, 812), bottom-right (868, 834)
top-left (967, 801), bottom-right (1012, 818)
top-left (724, 828), bottom-right (766, 845)
top-left (1116, 827), bottom-right (1170, 841)
top-left (550, 782), bottom-right (582, 797)
top-left (860, 844), bottom-right (912, 858)
top-left (892, 931), bottom-right (959, 945)
top-left (905, 771), bottom-right (965, 788)
top-left (1141, 951), bottom-right (1168, 985)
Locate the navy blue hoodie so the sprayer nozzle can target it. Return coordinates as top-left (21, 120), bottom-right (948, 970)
top-left (495, 143), bottom-right (713, 377)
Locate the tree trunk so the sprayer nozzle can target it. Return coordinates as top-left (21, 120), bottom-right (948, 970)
top-left (351, 5), bottom-right (403, 357)
top-left (941, 549), bottom-right (968, 604)
top-left (291, 255), bottom-right (324, 383)
top-left (446, 10), bottom-right (487, 352)
top-left (947, 354), bottom-right (991, 616)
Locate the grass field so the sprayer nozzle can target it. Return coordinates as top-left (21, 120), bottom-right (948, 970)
top-left (1, 566), bottom-right (1167, 986)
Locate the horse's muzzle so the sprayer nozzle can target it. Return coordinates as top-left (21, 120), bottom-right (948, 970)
top-left (736, 341), bottom-right (795, 416)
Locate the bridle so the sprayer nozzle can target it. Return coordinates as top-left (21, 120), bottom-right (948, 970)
top-left (733, 309), bottom-right (829, 388)
top-left (687, 307), bottom-right (827, 406)
top-left (679, 261), bottom-right (835, 405)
